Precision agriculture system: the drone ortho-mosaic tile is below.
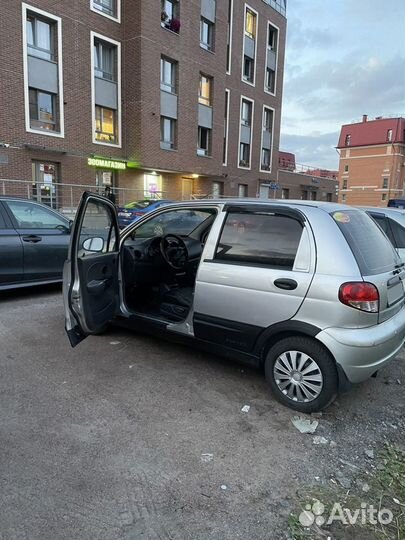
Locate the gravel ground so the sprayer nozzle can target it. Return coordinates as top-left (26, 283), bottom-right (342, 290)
top-left (0, 286), bottom-right (404, 540)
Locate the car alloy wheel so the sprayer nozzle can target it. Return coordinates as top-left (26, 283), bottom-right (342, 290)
top-left (273, 350), bottom-right (323, 403)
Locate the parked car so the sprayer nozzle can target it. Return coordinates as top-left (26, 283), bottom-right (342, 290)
top-left (362, 207), bottom-right (405, 263)
top-left (0, 197), bottom-right (71, 290)
top-left (388, 198), bottom-right (405, 209)
top-left (64, 194), bottom-right (405, 412)
top-left (117, 199), bottom-right (174, 228)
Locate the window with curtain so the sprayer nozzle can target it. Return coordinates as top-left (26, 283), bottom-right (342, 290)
top-left (95, 106), bottom-right (116, 143)
top-left (94, 40), bottom-right (116, 81)
top-left (245, 8), bottom-right (256, 39)
top-left (26, 14), bottom-right (55, 61)
top-left (199, 74), bottom-right (212, 106)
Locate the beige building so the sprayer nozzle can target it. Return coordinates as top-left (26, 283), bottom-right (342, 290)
top-left (337, 115), bottom-right (405, 207)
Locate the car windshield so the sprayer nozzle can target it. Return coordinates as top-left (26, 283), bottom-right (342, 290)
top-left (133, 209), bottom-right (215, 238)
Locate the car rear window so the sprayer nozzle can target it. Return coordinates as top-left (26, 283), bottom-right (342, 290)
top-left (331, 210), bottom-right (399, 275)
top-left (215, 212), bottom-right (303, 269)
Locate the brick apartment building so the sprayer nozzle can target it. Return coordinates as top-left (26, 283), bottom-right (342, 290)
top-left (0, 0), bottom-right (287, 211)
top-left (337, 115), bottom-right (405, 207)
top-left (275, 151), bottom-right (338, 201)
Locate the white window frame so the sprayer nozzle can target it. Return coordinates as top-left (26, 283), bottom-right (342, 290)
top-left (259, 104), bottom-right (275, 173)
top-left (264, 20), bottom-right (280, 96)
top-left (237, 95), bottom-right (254, 170)
top-left (223, 89), bottom-right (230, 166)
top-left (226, 0), bottom-right (234, 75)
top-left (241, 3), bottom-right (258, 87)
top-left (22, 3), bottom-right (64, 138)
top-left (90, 0), bottom-right (121, 23)
top-left (91, 31), bottom-right (122, 148)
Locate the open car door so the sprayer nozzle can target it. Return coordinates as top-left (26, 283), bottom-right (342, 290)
top-left (64, 192), bottom-right (120, 347)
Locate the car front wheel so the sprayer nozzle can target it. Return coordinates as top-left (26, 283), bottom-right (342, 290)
top-left (264, 336), bottom-right (338, 413)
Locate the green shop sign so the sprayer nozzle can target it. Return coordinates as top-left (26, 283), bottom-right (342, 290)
top-left (87, 157), bottom-right (127, 170)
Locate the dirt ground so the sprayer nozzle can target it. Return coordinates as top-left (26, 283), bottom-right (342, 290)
top-left (1, 286), bottom-right (404, 540)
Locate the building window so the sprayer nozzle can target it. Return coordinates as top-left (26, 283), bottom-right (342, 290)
top-left (239, 142), bottom-right (250, 167)
top-left (382, 177), bottom-right (389, 189)
top-left (310, 191), bottom-right (317, 201)
top-left (161, 0), bottom-right (180, 33)
top-left (160, 57), bottom-right (177, 93)
top-left (345, 134), bottom-right (351, 146)
top-left (263, 107), bottom-right (273, 132)
top-left (198, 126), bottom-right (211, 156)
top-left (200, 17), bottom-right (214, 51)
top-left (160, 116), bottom-right (176, 150)
top-left (92, 0), bottom-right (117, 19)
top-left (238, 184), bottom-right (248, 197)
top-left (342, 194), bottom-right (346, 203)
top-left (342, 179), bottom-right (348, 189)
top-left (326, 193), bottom-right (332, 202)
top-left (387, 129), bottom-right (393, 142)
top-left (226, 0), bottom-right (233, 73)
top-left (241, 99), bottom-right (252, 126)
top-left (344, 164), bottom-right (349, 172)
top-left (382, 193), bottom-right (387, 201)
top-left (281, 188), bottom-right (289, 199)
top-left (265, 67), bottom-right (275, 94)
top-left (26, 13), bottom-right (55, 61)
top-left (301, 190), bottom-right (308, 200)
top-left (261, 148), bottom-right (271, 170)
top-left (29, 89), bottom-right (57, 131)
top-left (245, 7), bottom-right (256, 39)
top-left (199, 74), bottom-right (212, 106)
top-left (94, 39), bottom-right (117, 81)
top-left (265, 23), bottom-right (278, 94)
top-left (243, 56), bottom-right (254, 84)
top-left (95, 105), bottom-right (116, 143)
top-left (223, 89), bottom-right (230, 165)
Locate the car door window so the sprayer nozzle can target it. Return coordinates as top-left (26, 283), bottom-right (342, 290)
top-left (78, 199), bottom-right (117, 257)
top-left (133, 209), bottom-right (214, 238)
top-left (388, 218), bottom-right (405, 248)
top-left (0, 207), bottom-right (7, 229)
top-left (215, 212), bottom-right (303, 269)
top-left (4, 200), bottom-right (68, 229)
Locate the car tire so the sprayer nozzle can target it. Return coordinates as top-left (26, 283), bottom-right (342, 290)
top-left (264, 336), bottom-right (338, 413)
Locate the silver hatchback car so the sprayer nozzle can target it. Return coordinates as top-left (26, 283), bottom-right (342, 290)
top-left (64, 193), bottom-right (405, 413)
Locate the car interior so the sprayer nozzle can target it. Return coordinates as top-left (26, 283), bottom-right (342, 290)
top-left (121, 208), bottom-right (217, 322)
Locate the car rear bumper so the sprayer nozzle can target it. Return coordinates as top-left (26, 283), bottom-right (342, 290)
top-left (316, 305), bottom-right (405, 383)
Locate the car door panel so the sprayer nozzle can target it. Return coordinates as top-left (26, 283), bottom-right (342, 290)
top-left (0, 203), bottom-right (24, 285)
top-left (64, 192), bottom-right (119, 347)
top-left (2, 200), bottom-right (71, 281)
top-left (193, 208), bottom-right (315, 351)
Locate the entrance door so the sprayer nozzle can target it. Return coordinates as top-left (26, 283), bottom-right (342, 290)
top-left (64, 192), bottom-right (120, 347)
top-left (182, 178), bottom-right (193, 200)
top-left (32, 161), bottom-right (59, 209)
top-left (259, 184), bottom-right (269, 199)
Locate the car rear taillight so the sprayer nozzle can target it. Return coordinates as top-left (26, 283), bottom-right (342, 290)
top-left (339, 282), bottom-right (379, 313)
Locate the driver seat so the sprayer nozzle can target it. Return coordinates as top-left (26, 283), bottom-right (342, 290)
top-left (160, 286), bottom-right (194, 321)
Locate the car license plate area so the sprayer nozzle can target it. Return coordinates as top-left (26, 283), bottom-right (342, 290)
top-left (387, 280), bottom-right (404, 307)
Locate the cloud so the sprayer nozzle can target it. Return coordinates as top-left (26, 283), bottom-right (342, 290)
top-left (280, 131), bottom-right (340, 170)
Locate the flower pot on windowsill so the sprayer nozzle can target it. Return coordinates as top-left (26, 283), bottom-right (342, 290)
top-left (169, 18), bottom-right (181, 33)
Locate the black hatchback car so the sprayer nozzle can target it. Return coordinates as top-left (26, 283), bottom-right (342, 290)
top-left (0, 197), bottom-right (71, 290)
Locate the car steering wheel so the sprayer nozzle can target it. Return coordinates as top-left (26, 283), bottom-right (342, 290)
top-left (160, 234), bottom-right (188, 270)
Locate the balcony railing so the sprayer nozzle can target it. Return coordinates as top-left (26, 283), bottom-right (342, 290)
top-left (262, 0), bottom-right (286, 17)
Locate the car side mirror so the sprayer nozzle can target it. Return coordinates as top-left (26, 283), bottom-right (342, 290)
top-left (82, 237), bottom-right (104, 253)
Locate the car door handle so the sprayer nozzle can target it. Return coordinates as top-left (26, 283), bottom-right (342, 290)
top-left (274, 278), bottom-right (298, 291)
top-left (22, 235), bottom-right (42, 243)
top-left (87, 278), bottom-right (111, 295)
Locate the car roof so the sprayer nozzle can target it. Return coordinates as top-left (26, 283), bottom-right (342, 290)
top-left (359, 206), bottom-right (405, 216)
top-left (0, 196), bottom-right (70, 218)
top-left (168, 198), bottom-right (355, 214)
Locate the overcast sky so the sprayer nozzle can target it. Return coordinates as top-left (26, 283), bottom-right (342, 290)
top-left (280, 0), bottom-right (405, 170)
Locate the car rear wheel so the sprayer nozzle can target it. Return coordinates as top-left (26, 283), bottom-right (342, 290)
top-left (264, 336), bottom-right (338, 413)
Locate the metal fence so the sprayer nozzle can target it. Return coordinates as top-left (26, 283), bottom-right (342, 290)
top-left (0, 178), bottom-right (167, 218)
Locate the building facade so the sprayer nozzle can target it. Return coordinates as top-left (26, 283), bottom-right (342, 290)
top-left (337, 115), bottom-right (405, 207)
top-left (0, 0), bottom-right (287, 211)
